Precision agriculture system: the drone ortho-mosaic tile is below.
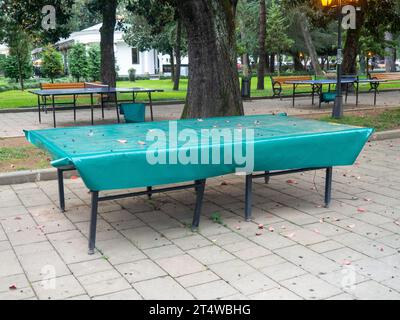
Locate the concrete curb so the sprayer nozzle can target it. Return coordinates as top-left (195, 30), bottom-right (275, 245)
top-left (371, 129), bottom-right (400, 141)
top-left (1, 129), bottom-right (399, 186)
top-left (0, 168), bottom-right (78, 186)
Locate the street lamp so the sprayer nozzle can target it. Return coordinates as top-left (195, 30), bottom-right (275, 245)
top-left (321, 0), bottom-right (359, 119)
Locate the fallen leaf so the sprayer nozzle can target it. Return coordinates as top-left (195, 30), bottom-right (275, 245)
top-left (394, 221), bottom-right (400, 226)
top-left (286, 179), bottom-right (297, 184)
top-left (286, 232), bottom-right (295, 238)
top-left (364, 198), bottom-right (371, 202)
top-left (236, 226), bottom-right (241, 230)
top-left (255, 232), bottom-right (262, 236)
top-left (137, 141), bottom-right (146, 145)
top-left (220, 181), bottom-right (228, 186)
top-left (314, 229), bottom-right (320, 234)
top-left (14, 217), bottom-right (22, 220)
top-left (71, 176), bottom-right (78, 180)
top-left (357, 208), bottom-right (366, 213)
top-left (117, 139), bottom-right (127, 144)
top-left (258, 224), bottom-right (264, 230)
top-left (9, 284), bottom-right (17, 290)
top-left (347, 224), bottom-right (356, 229)
top-left (268, 226), bottom-right (275, 232)
top-left (342, 260), bottom-right (352, 266)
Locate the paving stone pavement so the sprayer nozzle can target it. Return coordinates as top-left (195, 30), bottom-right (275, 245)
top-left (0, 138), bottom-right (399, 300)
top-left (1, 90), bottom-right (399, 138)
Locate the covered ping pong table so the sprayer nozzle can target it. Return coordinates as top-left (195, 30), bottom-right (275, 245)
top-left (29, 84), bottom-right (164, 128)
top-left (285, 78), bottom-right (386, 108)
top-left (25, 114), bottom-right (373, 254)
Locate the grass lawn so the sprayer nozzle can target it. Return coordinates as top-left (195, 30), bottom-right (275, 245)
top-left (320, 108), bottom-right (400, 131)
top-left (1, 76), bottom-right (400, 110)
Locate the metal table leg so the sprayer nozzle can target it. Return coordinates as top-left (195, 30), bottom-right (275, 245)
top-left (292, 84), bottom-right (296, 107)
top-left (90, 93), bottom-right (94, 125)
top-left (264, 171), bottom-right (270, 184)
top-left (73, 95), bottom-right (77, 122)
top-left (88, 191), bottom-right (99, 255)
top-left (245, 174), bottom-right (253, 221)
top-left (37, 95), bottom-right (41, 124)
top-left (191, 179), bottom-right (206, 230)
top-left (52, 95), bottom-right (56, 128)
top-left (148, 92), bottom-right (154, 121)
top-left (57, 169), bottom-right (65, 213)
top-left (325, 167), bottom-right (333, 208)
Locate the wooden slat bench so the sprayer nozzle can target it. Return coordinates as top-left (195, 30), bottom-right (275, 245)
top-left (270, 75), bottom-right (314, 99)
top-left (368, 72), bottom-right (400, 91)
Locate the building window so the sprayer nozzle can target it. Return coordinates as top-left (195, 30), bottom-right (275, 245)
top-left (132, 48), bottom-right (139, 64)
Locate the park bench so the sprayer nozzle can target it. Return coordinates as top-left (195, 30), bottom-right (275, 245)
top-left (368, 72), bottom-right (400, 92)
top-left (270, 75), bottom-right (314, 99)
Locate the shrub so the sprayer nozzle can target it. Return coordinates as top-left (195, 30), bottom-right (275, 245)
top-left (68, 43), bottom-right (88, 82)
top-left (41, 45), bottom-right (64, 82)
top-left (128, 68), bottom-right (136, 81)
top-left (87, 45), bottom-right (101, 81)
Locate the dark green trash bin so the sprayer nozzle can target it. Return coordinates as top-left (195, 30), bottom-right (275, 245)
top-left (120, 103), bottom-right (146, 123)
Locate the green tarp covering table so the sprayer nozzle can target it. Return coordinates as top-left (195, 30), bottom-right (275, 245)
top-left (25, 114), bottom-right (373, 254)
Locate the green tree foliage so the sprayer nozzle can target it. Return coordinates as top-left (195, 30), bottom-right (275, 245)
top-left (5, 28), bottom-right (33, 89)
top-left (41, 45), bottom-right (64, 82)
top-left (87, 45), bottom-right (101, 81)
top-left (68, 43), bottom-right (88, 82)
top-left (124, 0), bottom-right (187, 89)
top-left (3, 55), bottom-right (32, 83)
top-left (265, 0), bottom-right (294, 75)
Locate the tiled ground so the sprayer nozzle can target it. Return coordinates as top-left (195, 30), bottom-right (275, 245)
top-left (0, 138), bottom-right (399, 300)
top-left (1, 90), bottom-right (399, 138)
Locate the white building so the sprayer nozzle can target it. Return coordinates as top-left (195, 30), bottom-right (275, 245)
top-left (0, 44), bottom-right (9, 56)
top-left (53, 23), bottom-right (188, 77)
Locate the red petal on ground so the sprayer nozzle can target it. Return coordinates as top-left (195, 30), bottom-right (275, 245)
top-left (9, 284), bottom-right (17, 290)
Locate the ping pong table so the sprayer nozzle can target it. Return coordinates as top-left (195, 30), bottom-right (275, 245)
top-left (25, 114), bottom-right (373, 254)
top-left (285, 78), bottom-right (386, 108)
top-left (29, 84), bottom-right (164, 128)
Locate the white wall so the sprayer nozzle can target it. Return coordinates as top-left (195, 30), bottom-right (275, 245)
top-left (115, 43), bottom-right (157, 76)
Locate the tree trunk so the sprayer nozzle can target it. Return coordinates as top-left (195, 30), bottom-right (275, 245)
top-left (178, 0), bottom-right (243, 118)
top-left (256, 0), bottom-right (266, 90)
top-left (17, 57), bottom-right (24, 91)
top-left (342, 6), bottom-right (365, 75)
top-left (173, 19), bottom-right (182, 91)
top-left (242, 53), bottom-right (250, 78)
top-left (298, 12), bottom-right (323, 76)
top-left (170, 50), bottom-right (175, 83)
top-left (385, 31), bottom-right (396, 72)
top-left (100, 0), bottom-right (117, 87)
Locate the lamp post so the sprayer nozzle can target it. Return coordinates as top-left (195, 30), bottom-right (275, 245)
top-left (321, 0), bottom-right (344, 118)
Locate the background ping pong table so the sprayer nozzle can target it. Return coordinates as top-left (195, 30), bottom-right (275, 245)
top-left (285, 78), bottom-right (386, 108)
top-left (25, 114), bottom-right (373, 254)
top-left (29, 83), bottom-right (164, 128)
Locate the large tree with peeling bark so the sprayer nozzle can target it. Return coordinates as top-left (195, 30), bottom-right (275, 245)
top-left (178, 0), bottom-right (243, 118)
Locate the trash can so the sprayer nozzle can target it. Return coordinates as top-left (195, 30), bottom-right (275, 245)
top-left (120, 103), bottom-right (146, 123)
top-left (241, 77), bottom-right (251, 99)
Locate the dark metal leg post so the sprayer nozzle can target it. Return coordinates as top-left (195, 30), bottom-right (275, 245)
top-left (292, 84), bottom-right (296, 107)
top-left (101, 93), bottom-right (105, 119)
top-left (148, 92), bottom-right (154, 121)
top-left (88, 191), bottom-right (99, 255)
top-left (192, 179), bottom-right (206, 230)
top-left (324, 167), bottom-right (333, 208)
top-left (37, 95), bottom-right (41, 123)
top-left (52, 95), bottom-right (56, 128)
top-left (147, 186), bottom-right (152, 200)
top-left (73, 95), bottom-right (77, 122)
top-left (90, 94), bottom-right (94, 125)
top-left (264, 171), bottom-right (270, 184)
top-left (115, 93), bottom-right (120, 123)
top-left (57, 169), bottom-right (65, 213)
top-left (245, 174), bottom-right (253, 221)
